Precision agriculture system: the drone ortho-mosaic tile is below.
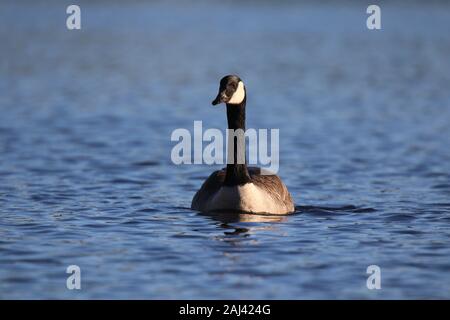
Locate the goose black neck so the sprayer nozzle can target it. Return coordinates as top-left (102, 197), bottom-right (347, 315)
top-left (224, 96), bottom-right (251, 186)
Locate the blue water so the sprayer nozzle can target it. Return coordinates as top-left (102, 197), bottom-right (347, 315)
top-left (1, 1), bottom-right (450, 299)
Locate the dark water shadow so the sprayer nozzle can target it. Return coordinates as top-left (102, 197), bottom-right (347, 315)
top-left (195, 204), bottom-right (376, 224)
top-left (193, 204), bottom-right (375, 238)
top-left (195, 210), bottom-right (286, 238)
top-left (295, 205), bottom-right (377, 216)
top-left (198, 210), bottom-right (287, 224)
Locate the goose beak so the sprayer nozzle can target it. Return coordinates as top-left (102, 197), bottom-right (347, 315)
top-left (211, 95), bottom-right (221, 106)
top-left (212, 92), bottom-right (227, 106)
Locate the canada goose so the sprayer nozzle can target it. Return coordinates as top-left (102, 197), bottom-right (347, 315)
top-left (191, 75), bottom-right (295, 215)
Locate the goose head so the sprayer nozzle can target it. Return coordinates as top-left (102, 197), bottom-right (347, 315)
top-left (212, 75), bottom-right (246, 106)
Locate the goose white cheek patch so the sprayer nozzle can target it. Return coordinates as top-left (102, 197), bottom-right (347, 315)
top-left (228, 81), bottom-right (245, 104)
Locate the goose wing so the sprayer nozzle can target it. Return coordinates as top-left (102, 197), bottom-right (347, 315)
top-left (249, 167), bottom-right (295, 212)
top-left (191, 169), bottom-right (226, 211)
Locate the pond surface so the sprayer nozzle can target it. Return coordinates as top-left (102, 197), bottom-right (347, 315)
top-left (0, 1), bottom-right (449, 299)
